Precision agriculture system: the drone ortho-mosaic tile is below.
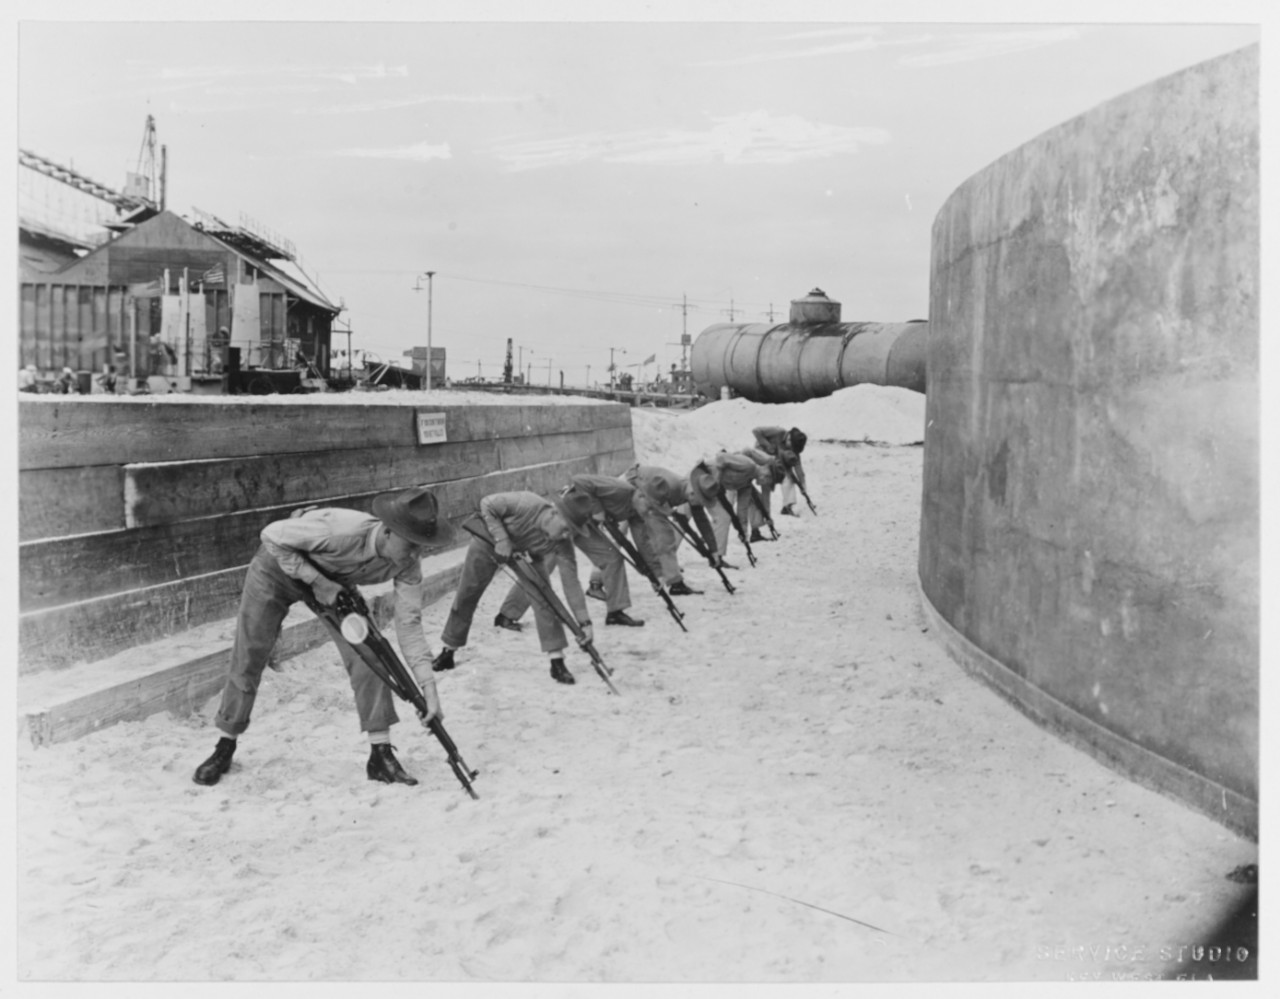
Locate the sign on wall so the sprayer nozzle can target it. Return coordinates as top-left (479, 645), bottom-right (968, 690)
top-left (415, 411), bottom-right (447, 445)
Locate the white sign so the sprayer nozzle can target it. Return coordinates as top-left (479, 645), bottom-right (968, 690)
top-left (415, 411), bottom-right (447, 445)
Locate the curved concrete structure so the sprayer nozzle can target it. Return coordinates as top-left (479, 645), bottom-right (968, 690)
top-left (919, 46), bottom-right (1258, 836)
top-left (691, 318), bottom-right (927, 402)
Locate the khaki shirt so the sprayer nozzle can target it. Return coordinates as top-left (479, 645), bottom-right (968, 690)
top-left (260, 508), bottom-right (431, 676)
top-left (752, 425), bottom-right (806, 489)
top-left (623, 463), bottom-right (719, 555)
top-left (568, 473), bottom-right (642, 523)
top-left (479, 491), bottom-right (589, 623)
top-left (713, 451), bottom-right (760, 491)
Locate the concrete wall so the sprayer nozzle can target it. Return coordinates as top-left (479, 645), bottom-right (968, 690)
top-left (19, 397), bottom-right (634, 674)
top-left (919, 46), bottom-right (1258, 836)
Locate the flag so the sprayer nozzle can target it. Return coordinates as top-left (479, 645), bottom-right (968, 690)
top-left (202, 263), bottom-right (226, 285)
top-left (643, 353), bottom-right (656, 365)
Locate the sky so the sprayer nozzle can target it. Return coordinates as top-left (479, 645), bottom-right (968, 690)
top-left (9, 3), bottom-right (1265, 387)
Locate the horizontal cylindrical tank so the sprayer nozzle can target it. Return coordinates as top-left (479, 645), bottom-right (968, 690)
top-left (691, 319), bottom-right (928, 402)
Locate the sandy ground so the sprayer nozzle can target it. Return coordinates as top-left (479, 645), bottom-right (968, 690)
top-left (12, 386), bottom-right (1260, 989)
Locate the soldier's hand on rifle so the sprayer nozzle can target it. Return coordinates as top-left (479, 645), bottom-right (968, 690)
top-left (311, 576), bottom-right (344, 606)
top-left (577, 621), bottom-right (594, 646)
top-left (493, 538), bottom-right (514, 564)
top-left (416, 676), bottom-right (443, 726)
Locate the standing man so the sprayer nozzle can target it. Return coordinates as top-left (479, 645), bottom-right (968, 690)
top-left (496, 474), bottom-right (649, 630)
top-left (192, 486), bottom-right (455, 788)
top-left (752, 425), bottom-right (808, 516)
top-left (623, 463), bottom-right (724, 596)
top-left (433, 490), bottom-right (594, 686)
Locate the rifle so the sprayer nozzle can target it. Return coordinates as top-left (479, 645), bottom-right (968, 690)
top-left (667, 511), bottom-right (736, 594)
top-left (460, 519), bottom-right (620, 695)
top-left (301, 584), bottom-right (479, 800)
top-left (594, 519), bottom-right (688, 632)
top-left (717, 494), bottom-right (757, 567)
top-left (749, 487), bottom-right (780, 540)
top-left (787, 466), bottom-right (818, 515)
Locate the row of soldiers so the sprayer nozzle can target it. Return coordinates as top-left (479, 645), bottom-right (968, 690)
top-left (192, 425), bottom-right (810, 788)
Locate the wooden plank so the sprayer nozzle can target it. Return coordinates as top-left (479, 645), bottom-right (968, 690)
top-left (20, 284), bottom-right (37, 367)
top-left (107, 287), bottom-right (124, 360)
top-left (18, 399), bottom-right (632, 470)
top-left (20, 567), bottom-right (249, 672)
top-left (495, 425), bottom-right (633, 470)
top-left (123, 438), bottom-right (500, 528)
top-left (20, 453), bottom-right (617, 612)
top-left (19, 562), bottom-right (465, 744)
top-left (51, 286), bottom-right (66, 369)
top-left (19, 552), bottom-right (467, 676)
top-left (120, 424), bottom-right (633, 528)
top-left (35, 284), bottom-right (51, 369)
top-left (20, 466), bottom-right (126, 541)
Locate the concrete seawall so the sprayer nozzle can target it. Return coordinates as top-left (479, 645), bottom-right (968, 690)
top-left (918, 46), bottom-right (1258, 836)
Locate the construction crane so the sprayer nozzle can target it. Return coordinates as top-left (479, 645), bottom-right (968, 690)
top-left (18, 115), bottom-right (164, 214)
top-left (129, 114), bottom-right (165, 210)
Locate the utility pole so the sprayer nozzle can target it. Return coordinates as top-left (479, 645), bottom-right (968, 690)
top-left (670, 292), bottom-right (692, 371)
top-left (546, 358), bottom-right (552, 385)
top-left (413, 270), bottom-right (436, 391)
top-left (764, 302), bottom-right (776, 322)
top-left (721, 298), bottom-right (738, 322)
top-left (609, 347), bottom-right (627, 388)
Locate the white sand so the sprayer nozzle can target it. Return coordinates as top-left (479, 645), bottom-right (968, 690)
top-left (15, 386), bottom-right (1257, 987)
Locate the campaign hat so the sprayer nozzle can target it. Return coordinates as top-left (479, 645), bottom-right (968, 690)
top-left (372, 486), bottom-right (458, 547)
top-left (551, 489), bottom-right (592, 537)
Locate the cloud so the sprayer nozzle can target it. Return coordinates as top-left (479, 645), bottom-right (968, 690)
top-left (158, 63), bottom-right (409, 85)
top-left (696, 25), bottom-right (1077, 68)
top-left (697, 26), bottom-right (929, 67)
top-left (493, 111), bottom-right (889, 171)
top-left (323, 141), bottom-right (452, 162)
top-left (300, 94), bottom-right (534, 115)
top-left (899, 28), bottom-right (1082, 67)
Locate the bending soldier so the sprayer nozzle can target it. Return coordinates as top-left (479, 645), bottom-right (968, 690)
top-left (751, 425), bottom-right (808, 516)
top-left (433, 490), bottom-right (593, 686)
top-left (497, 473), bottom-right (650, 631)
top-left (193, 487), bottom-right (455, 788)
top-left (622, 462), bottom-right (723, 596)
top-left (740, 446), bottom-right (786, 541)
top-left (709, 451), bottom-right (774, 553)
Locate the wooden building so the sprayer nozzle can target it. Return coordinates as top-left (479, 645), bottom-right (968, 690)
top-left (18, 208), bottom-right (341, 390)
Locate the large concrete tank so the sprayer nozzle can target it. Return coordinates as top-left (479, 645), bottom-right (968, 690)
top-left (690, 288), bottom-right (927, 402)
top-left (919, 45), bottom-right (1258, 836)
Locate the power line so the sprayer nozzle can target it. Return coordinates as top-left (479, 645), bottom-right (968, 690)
top-left (318, 267), bottom-right (775, 313)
